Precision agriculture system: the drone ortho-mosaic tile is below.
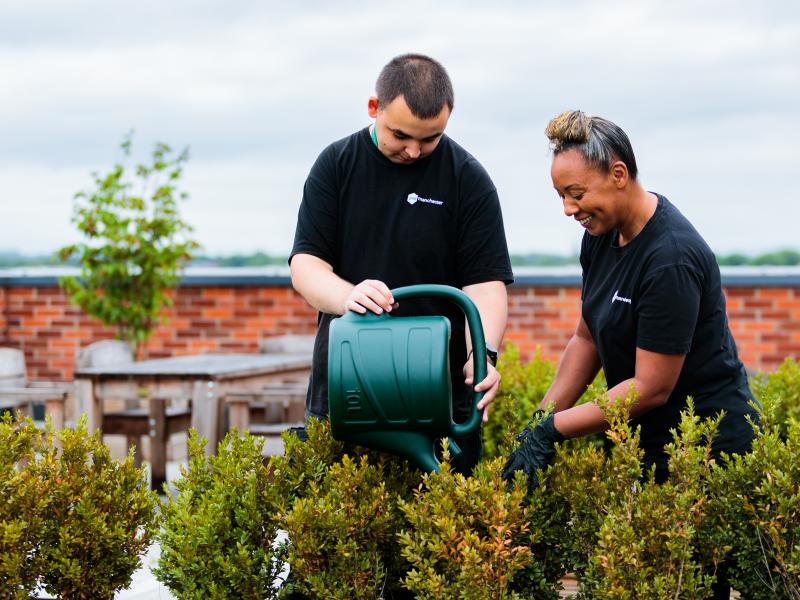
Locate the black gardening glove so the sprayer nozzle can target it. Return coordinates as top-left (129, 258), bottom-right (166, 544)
top-left (502, 412), bottom-right (565, 491)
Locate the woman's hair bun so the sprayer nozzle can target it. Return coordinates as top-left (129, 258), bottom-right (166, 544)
top-left (545, 110), bottom-right (591, 151)
top-left (544, 109), bottom-right (639, 179)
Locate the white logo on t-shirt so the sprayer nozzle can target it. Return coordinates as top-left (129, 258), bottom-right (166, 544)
top-left (612, 290), bottom-right (632, 304)
top-left (407, 192), bottom-right (443, 206)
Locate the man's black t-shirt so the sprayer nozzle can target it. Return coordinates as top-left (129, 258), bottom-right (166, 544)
top-left (580, 194), bottom-right (758, 472)
top-left (291, 127), bottom-right (513, 418)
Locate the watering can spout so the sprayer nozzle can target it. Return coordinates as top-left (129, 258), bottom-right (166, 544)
top-left (343, 430), bottom-right (465, 473)
top-left (328, 284), bottom-right (487, 472)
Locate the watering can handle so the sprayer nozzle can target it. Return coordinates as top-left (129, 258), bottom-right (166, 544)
top-left (391, 284), bottom-right (487, 439)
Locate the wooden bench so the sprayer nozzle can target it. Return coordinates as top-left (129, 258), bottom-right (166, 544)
top-left (102, 397), bottom-right (192, 490)
top-left (226, 383), bottom-right (307, 439)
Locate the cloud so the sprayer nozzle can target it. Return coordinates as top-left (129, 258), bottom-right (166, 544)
top-left (1, 0), bottom-right (798, 255)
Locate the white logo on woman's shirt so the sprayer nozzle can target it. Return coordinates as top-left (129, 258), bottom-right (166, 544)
top-left (612, 290), bottom-right (632, 304)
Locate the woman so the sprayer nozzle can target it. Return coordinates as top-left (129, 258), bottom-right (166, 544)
top-left (503, 110), bottom-right (758, 598)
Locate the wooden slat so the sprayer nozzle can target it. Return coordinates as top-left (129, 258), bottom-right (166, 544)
top-left (247, 422), bottom-right (305, 436)
top-left (75, 353), bottom-right (311, 379)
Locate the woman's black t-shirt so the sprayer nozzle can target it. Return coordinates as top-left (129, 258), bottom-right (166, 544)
top-left (580, 194), bottom-right (758, 472)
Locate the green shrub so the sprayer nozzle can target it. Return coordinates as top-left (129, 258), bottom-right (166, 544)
top-left (0, 414), bottom-right (47, 599)
top-left (483, 345), bottom-right (555, 459)
top-left (545, 392), bottom-right (643, 588)
top-left (398, 446), bottom-right (563, 599)
top-left (588, 402), bottom-right (721, 599)
top-left (33, 415), bottom-right (158, 600)
top-left (580, 369), bottom-right (608, 406)
top-left (752, 357), bottom-right (800, 435)
top-left (269, 418), bottom-right (347, 507)
top-left (706, 393), bottom-right (800, 599)
top-left (155, 429), bottom-right (285, 599)
top-left (483, 343), bottom-right (606, 459)
top-left (282, 454), bottom-right (402, 599)
top-left (0, 414), bottom-right (157, 599)
top-left (543, 394), bottom-right (726, 599)
top-left (271, 419), bottom-right (422, 599)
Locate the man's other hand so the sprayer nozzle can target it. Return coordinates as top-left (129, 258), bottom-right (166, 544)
top-left (463, 356), bottom-right (501, 423)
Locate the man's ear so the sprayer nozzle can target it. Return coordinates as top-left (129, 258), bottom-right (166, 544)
top-left (367, 96), bottom-right (379, 119)
top-left (611, 160), bottom-right (629, 188)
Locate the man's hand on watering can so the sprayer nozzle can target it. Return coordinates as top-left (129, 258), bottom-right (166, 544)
top-left (344, 279), bottom-right (398, 315)
top-left (502, 412), bottom-right (565, 490)
top-left (463, 357), bottom-right (501, 423)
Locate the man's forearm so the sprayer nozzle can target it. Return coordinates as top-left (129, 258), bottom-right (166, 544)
top-left (462, 281), bottom-right (508, 350)
top-left (289, 254), bottom-right (353, 315)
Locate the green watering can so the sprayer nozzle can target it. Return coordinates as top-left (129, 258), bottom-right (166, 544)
top-left (328, 284), bottom-right (486, 472)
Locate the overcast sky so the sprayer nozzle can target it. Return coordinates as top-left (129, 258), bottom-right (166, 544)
top-left (1, 0), bottom-right (798, 258)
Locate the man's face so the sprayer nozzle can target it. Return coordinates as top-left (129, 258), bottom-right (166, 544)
top-left (368, 95), bottom-right (450, 164)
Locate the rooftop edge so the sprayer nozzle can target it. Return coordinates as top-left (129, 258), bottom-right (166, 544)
top-left (2, 266), bottom-right (800, 288)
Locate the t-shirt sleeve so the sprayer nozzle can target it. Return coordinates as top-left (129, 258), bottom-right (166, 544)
top-left (454, 159), bottom-right (513, 286)
top-left (289, 147), bottom-right (339, 266)
top-left (636, 264), bottom-right (703, 355)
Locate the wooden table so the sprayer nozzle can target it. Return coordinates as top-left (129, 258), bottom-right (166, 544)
top-left (74, 353), bottom-right (311, 484)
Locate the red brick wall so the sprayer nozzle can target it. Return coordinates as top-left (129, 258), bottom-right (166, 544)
top-left (0, 285), bottom-right (318, 381)
top-left (0, 286), bottom-right (6, 339)
top-left (726, 288), bottom-right (800, 369)
top-left (506, 287), bottom-right (583, 362)
top-left (1, 283), bottom-right (798, 381)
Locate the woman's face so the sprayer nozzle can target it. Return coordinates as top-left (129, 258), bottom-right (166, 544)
top-left (550, 148), bottom-right (622, 237)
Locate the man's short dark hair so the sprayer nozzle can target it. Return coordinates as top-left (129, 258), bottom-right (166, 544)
top-left (375, 54), bottom-right (454, 119)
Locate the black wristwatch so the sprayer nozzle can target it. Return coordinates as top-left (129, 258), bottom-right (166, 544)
top-left (467, 343), bottom-right (499, 366)
top-left (486, 342), bottom-right (498, 367)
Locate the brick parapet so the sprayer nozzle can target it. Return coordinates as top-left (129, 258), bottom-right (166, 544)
top-left (1, 267), bottom-right (798, 380)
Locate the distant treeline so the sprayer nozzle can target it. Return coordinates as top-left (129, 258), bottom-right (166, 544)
top-left (0, 251), bottom-right (286, 269)
top-left (193, 252), bottom-right (289, 267)
top-left (0, 252), bottom-right (67, 268)
top-left (2, 250), bottom-right (800, 268)
top-left (510, 250), bottom-right (800, 267)
top-left (714, 250), bottom-right (800, 266)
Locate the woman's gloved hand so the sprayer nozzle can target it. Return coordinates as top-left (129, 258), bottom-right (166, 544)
top-left (502, 411), bottom-right (565, 490)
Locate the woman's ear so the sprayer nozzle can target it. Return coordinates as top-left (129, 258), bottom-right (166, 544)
top-left (610, 160), bottom-right (629, 188)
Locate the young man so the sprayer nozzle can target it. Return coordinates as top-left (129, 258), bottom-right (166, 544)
top-left (290, 53), bottom-right (513, 472)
